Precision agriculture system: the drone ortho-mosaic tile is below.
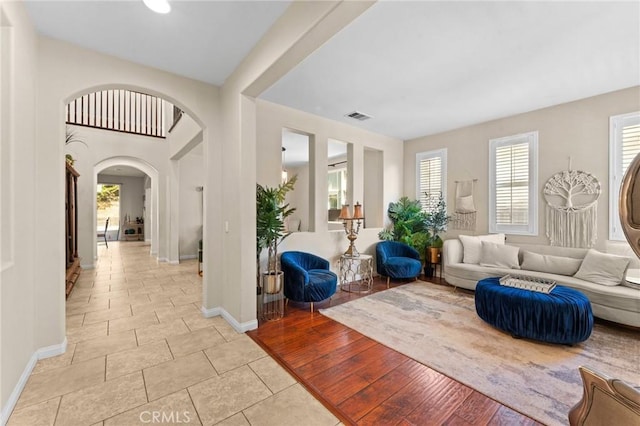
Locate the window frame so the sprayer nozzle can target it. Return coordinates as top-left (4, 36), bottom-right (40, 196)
top-left (415, 148), bottom-right (447, 210)
top-left (489, 131), bottom-right (538, 236)
top-left (609, 111), bottom-right (640, 241)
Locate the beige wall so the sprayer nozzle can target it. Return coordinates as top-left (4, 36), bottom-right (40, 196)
top-left (0, 0), bottom-right (39, 419)
top-left (404, 86), bottom-right (640, 250)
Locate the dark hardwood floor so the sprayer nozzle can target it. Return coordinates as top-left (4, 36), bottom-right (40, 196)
top-left (247, 276), bottom-right (541, 425)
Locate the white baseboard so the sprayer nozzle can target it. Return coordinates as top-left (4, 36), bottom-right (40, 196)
top-left (38, 338), bottom-right (67, 360)
top-left (80, 262), bottom-right (95, 269)
top-left (201, 306), bottom-right (258, 333)
top-left (157, 257), bottom-right (169, 263)
top-left (168, 260), bottom-right (179, 265)
top-left (1, 338), bottom-right (67, 425)
top-left (179, 255), bottom-right (198, 261)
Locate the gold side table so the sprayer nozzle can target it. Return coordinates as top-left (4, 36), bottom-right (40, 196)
top-left (339, 254), bottom-right (374, 293)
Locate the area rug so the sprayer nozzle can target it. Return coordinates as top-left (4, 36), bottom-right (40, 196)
top-left (320, 282), bottom-right (639, 426)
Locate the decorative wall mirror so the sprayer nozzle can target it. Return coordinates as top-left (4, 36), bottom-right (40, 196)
top-left (327, 139), bottom-right (349, 230)
top-left (620, 154), bottom-right (640, 258)
top-left (281, 128), bottom-right (310, 232)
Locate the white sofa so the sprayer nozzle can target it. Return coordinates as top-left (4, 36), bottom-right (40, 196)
top-left (443, 238), bottom-right (640, 328)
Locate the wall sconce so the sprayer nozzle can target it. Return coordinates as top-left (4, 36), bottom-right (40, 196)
top-left (338, 202), bottom-right (364, 257)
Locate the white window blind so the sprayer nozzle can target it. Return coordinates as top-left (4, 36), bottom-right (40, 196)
top-left (609, 112), bottom-right (640, 240)
top-left (416, 149), bottom-right (447, 210)
top-left (489, 132), bottom-right (538, 235)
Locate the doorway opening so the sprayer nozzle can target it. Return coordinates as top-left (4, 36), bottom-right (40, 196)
top-left (96, 183), bottom-right (121, 243)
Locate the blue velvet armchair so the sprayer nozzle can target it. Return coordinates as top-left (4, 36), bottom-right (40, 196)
top-left (280, 251), bottom-right (338, 312)
top-left (376, 241), bottom-right (422, 288)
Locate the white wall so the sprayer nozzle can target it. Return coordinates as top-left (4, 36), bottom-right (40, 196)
top-left (0, 1), bottom-right (41, 421)
top-left (66, 124), bottom-right (168, 265)
top-left (364, 148), bottom-right (384, 228)
top-left (178, 151), bottom-right (204, 258)
top-left (36, 36), bottom-right (220, 381)
top-left (404, 86), bottom-right (640, 250)
top-left (217, 1), bottom-right (374, 330)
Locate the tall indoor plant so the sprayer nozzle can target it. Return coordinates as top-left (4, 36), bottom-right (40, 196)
top-left (256, 175), bottom-right (297, 294)
top-left (378, 196), bottom-right (430, 262)
top-left (423, 193), bottom-right (450, 267)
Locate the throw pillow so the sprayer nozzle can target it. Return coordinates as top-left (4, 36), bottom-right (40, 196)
top-left (459, 233), bottom-right (506, 264)
top-left (520, 251), bottom-right (583, 276)
top-left (455, 195), bottom-right (475, 213)
top-left (574, 249), bottom-right (631, 286)
top-left (479, 241), bottom-right (520, 269)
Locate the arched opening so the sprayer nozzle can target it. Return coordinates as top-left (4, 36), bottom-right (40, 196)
top-left (62, 85), bottom-right (206, 270)
top-left (94, 157), bottom-right (159, 261)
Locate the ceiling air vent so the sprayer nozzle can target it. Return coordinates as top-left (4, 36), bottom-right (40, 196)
top-left (345, 111), bottom-right (373, 121)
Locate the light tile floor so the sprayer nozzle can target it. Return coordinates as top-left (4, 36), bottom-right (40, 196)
top-left (8, 242), bottom-right (340, 426)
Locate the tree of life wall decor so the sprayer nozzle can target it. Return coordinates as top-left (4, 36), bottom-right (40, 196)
top-left (543, 167), bottom-right (601, 248)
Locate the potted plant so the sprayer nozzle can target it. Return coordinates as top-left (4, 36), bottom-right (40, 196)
top-left (423, 193), bottom-right (450, 273)
top-left (256, 175), bottom-right (297, 295)
top-left (378, 196), bottom-right (430, 263)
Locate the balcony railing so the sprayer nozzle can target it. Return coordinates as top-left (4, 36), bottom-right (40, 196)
top-left (66, 89), bottom-right (166, 138)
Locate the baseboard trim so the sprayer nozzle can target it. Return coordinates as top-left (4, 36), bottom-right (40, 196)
top-left (201, 306), bottom-right (258, 333)
top-left (179, 255), bottom-right (198, 260)
top-left (0, 338), bottom-right (67, 425)
top-left (80, 262), bottom-right (95, 269)
top-left (157, 257), bottom-right (169, 263)
top-left (37, 338), bottom-right (68, 360)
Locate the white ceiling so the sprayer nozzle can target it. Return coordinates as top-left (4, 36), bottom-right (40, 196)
top-left (100, 165), bottom-right (147, 178)
top-left (25, 1), bottom-right (640, 141)
top-left (25, 0), bottom-right (291, 86)
top-left (263, 1), bottom-right (640, 140)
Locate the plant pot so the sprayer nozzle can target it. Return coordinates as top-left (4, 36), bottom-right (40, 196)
top-left (427, 247), bottom-right (441, 264)
top-left (424, 265), bottom-right (434, 278)
top-left (262, 271), bottom-right (283, 294)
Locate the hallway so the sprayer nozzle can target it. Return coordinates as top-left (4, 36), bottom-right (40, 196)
top-left (8, 242), bottom-right (337, 425)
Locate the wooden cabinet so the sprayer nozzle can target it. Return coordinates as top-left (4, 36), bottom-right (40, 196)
top-left (65, 162), bottom-right (80, 298)
top-left (123, 221), bottom-right (144, 241)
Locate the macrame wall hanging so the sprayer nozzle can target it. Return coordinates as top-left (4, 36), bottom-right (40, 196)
top-left (451, 179), bottom-right (478, 231)
top-left (543, 161), bottom-right (600, 248)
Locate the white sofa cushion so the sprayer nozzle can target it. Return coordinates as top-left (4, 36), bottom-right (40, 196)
top-left (479, 241), bottom-right (520, 269)
top-left (520, 251), bottom-right (582, 276)
top-left (459, 233), bottom-right (505, 264)
top-left (574, 249), bottom-right (631, 287)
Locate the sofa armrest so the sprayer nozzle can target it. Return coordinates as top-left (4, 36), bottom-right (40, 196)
top-left (443, 239), bottom-right (463, 266)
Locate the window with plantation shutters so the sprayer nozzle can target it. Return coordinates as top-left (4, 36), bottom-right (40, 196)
top-left (489, 132), bottom-right (538, 235)
top-left (609, 111), bottom-right (640, 240)
top-left (416, 149), bottom-right (447, 210)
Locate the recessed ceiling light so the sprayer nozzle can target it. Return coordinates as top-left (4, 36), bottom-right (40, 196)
top-left (143, 0), bottom-right (171, 14)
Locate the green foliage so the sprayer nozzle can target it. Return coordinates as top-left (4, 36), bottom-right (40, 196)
top-left (256, 175), bottom-right (297, 273)
top-left (65, 128), bottom-right (81, 145)
top-left (96, 185), bottom-right (119, 210)
top-left (424, 193), bottom-right (450, 247)
top-left (378, 196), bottom-right (430, 261)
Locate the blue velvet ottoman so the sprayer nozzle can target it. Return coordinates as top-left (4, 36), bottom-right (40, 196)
top-left (475, 277), bottom-right (593, 345)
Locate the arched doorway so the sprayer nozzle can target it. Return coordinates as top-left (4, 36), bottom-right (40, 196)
top-left (94, 157), bottom-right (159, 262)
top-left (63, 86), bottom-right (206, 269)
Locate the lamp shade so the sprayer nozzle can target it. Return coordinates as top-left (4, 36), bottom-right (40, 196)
top-left (353, 202), bottom-right (364, 219)
top-left (338, 204), bottom-right (351, 220)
